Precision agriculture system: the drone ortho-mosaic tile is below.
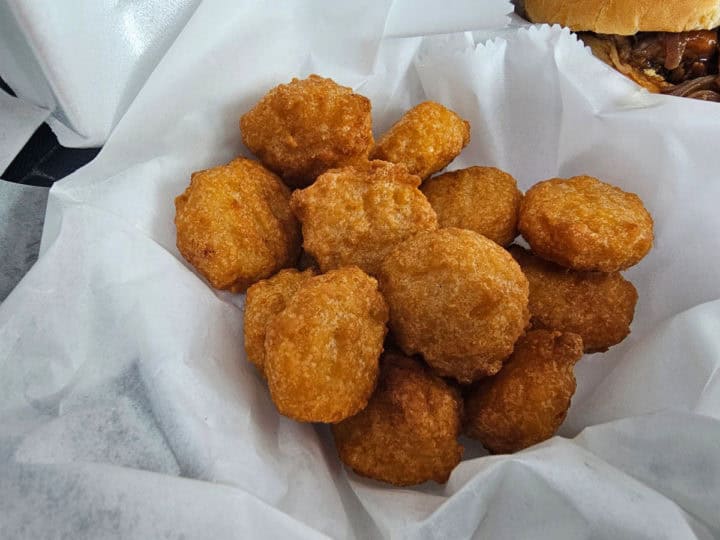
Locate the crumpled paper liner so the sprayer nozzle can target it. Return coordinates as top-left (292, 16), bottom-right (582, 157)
top-left (1, 3), bottom-right (719, 537)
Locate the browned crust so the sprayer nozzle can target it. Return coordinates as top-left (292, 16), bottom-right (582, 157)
top-left (525, 0), bottom-right (720, 35)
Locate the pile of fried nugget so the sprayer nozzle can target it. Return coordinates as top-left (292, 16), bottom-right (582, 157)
top-left (174, 74), bottom-right (654, 486)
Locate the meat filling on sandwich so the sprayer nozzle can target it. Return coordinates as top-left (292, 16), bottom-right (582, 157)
top-left (580, 30), bottom-right (720, 100)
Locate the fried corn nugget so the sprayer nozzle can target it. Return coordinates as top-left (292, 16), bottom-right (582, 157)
top-left (464, 330), bottom-right (583, 454)
top-left (378, 228), bottom-right (530, 383)
top-left (243, 268), bottom-right (316, 378)
top-left (518, 176), bottom-right (654, 272)
top-left (290, 161), bottom-right (438, 276)
top-left (371, 101), bottom-right (471, 181)
top-left (422, 166), bottom-right (522, 246)
top-left (240, 75), bottom-right (373, 188)
top-left (264, 267), bottom-right (388, 423)
top-left (297, 250), bottom-right (320, 272)
top-left (332, 353), bottom-right (463, 486)
top-left (174, 158), bottom-right (300, 292)
top-left (510, 246), bottom-right (638, 353)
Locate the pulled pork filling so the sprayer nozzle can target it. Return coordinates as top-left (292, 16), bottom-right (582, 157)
top-left (585, 30), bottom-right (720, 100)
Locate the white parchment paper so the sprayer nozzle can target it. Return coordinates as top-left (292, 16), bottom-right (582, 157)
top-left (0, 182), bottom-right (48, 301)
top-left (0, 91), bottom-right (49, 173)
top-left (0, 0), bottom-right (201, 147)
top-left (0, 0), bottom-right (511, 147)
top-left (2, 1), bottom-right (719, 538)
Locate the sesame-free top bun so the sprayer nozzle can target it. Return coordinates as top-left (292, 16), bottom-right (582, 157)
top-left (524, 0), bottom-right (720, 35)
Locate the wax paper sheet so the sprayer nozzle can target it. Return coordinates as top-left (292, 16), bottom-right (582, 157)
top-left (0, 182), bottom-right (48, 301)
top-left (0, 0), bottom-right (511, 147)
top-left (2, 1), bottom-right (719, 538)
top-left (0, 91), bottom-right (49, 173)
top-left (0, 0), bottom-right (200, 147)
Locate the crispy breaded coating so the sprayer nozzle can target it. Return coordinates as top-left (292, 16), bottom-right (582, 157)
top-left (297, 250), bottom-right (320, 272)
top-left (290, 161), bottom-right (438, 276)
top-left (243, 268), bottom-right (316, 377)
top-left (422, 166), bottom-right (522, 246)
top-left (240, 75), bottom-right (374, 188)
top-left (370, 101), bottom-right (471, 181)
top-left (264, 267), bottom-right (388, 423)
top-left (332, 353), bottom-right (463, 486)
top-left (378, 228), bottom-right (530, 383)
top-left (464, 330), bottom-right (583, 454)
top-left (510, 246), bottom-right (638, 353)
top-left (174, 158), bottom-right (300, 292)
top-left (518, 176), bottom-right (654, 272)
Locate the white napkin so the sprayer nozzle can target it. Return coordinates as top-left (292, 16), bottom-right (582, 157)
top-left (2, 1), bottom-right (719, 537)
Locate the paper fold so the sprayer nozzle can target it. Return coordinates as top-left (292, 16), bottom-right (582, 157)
top-left (2, 5), bottom-right (719, 539)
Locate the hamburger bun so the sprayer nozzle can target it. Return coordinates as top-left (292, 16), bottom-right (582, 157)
top-left (524, 0), bottom-right (720, 35)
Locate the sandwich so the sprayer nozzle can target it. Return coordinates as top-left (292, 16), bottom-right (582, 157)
top-left (522, 0), bottom-right (720, 100)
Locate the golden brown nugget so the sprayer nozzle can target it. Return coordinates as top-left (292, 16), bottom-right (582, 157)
top-left (510, 246), bottom-right (638, 353)
top-left (371, 101), bottom-right (471, 181)
top-left (290, 161), bottom-right (438, 276)
top-left (518, 176), bottom-right (654, 272)
top-left (332, 353), bottom-right (463, 486)
top-left (264, 267), bottom-right (388, 423)
top-left (174, 158), bottom-right (300, 292)
top-left (422, 166), bottom-right (522, 246)
top-left (243, 268), bottom-right (316, 377)
top-left (240, 75), bottom-right (373, 188)
top-left (464, 330), bottom-right (583, 454)
top-left (378, 228), bottom-right (530, 383)
top-left (297, 250), bottom-right (320, 272)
